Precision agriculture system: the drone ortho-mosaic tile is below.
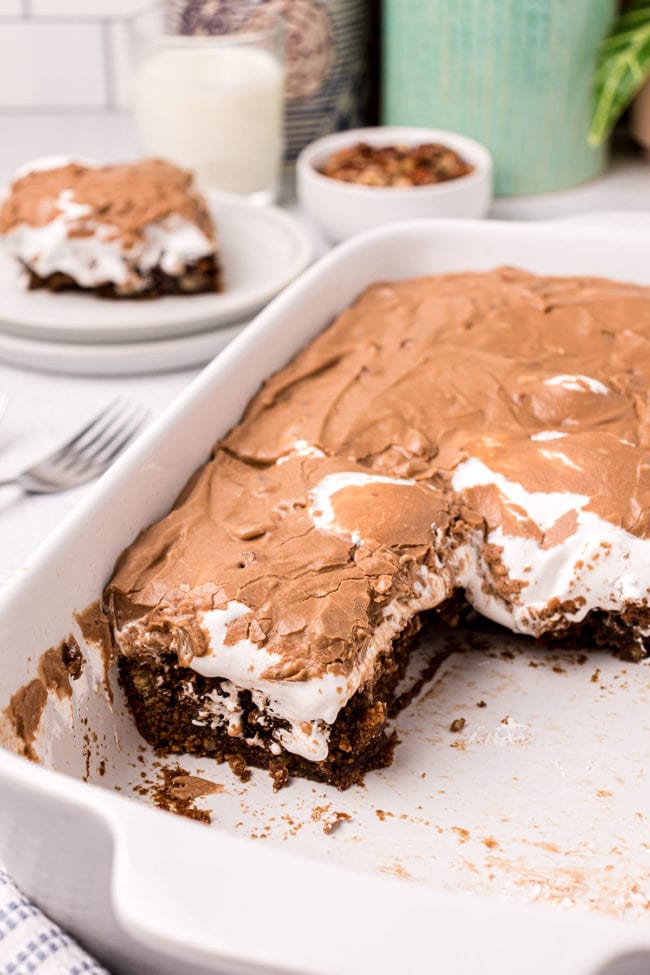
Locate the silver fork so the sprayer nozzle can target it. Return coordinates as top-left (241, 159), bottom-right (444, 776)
top-left (0, 399), bottom-right (149, 494)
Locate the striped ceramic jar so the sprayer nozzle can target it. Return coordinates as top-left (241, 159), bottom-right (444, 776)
top-left (168, 0), bottom-right (372, 162)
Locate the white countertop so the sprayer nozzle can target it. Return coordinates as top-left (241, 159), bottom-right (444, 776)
top-left (2, 114), bottom-right (650, 585)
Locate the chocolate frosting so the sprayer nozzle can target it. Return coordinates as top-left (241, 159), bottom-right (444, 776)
top-left (0, 158), bottom-right (215, 245)
top-left (5, 679), bottom-right (47, 761)
top-left (4, 635), bottom-right (85, 760)
top-left (38, 636), bottom-right (84, 700)
top-left (106, 268), bottom-right (650, 680)
top-left (108, 451), bottom-right (451, 680)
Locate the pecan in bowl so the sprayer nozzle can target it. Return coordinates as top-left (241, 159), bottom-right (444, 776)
top-left (319, 142), bottom-right (474, 188)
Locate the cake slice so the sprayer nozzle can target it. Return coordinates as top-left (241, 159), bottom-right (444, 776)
top-left (104, 268), bottom-right (650, 788)
top-left (0, 157), bottom-right (222, 298)
top-left (105, 451), bottom-right (457, 788)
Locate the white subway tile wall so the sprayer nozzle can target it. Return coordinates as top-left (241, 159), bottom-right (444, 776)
top-left (0, 23), bottom-right (106, 108)
top-left (0, 0), bottom-right (147, 111)
top-left (108, 18), bottom-right (133, 110)
top-left (31, 0), bottom-right (141, 15)
top-left (0, 1), bottom-right (23, 17)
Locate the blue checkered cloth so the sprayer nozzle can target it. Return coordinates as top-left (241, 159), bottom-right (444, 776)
top-left (0, 869), bottom-right (108, 975)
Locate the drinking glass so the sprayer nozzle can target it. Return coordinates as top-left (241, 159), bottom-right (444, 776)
top-left (131, 8), bottom-right (285, 204)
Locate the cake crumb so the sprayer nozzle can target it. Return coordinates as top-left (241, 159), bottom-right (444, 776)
top-left (380, 861), bottom-right (414, 880)
top-left (311, 803), bottom-right (331, 822)
top-left (323, 811), bottom-right (351, 834)
top-left (269, 759), bottom-right (290, 791)
top-left (151, 764), bottom-right (223, 823)
top-left (227, 754), bottom-right (251, 783)
top-left (476, 700), bottom-right (487, 708)
top-left (449, 717), bottom-right (466, 733)
top-left (375, 808), bottom-right (395, 821)
top-left (591, 668), bottom-right (601, 683)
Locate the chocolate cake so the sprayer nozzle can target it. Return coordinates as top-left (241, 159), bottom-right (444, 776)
top-left (0, 158), bottom-right (222, 299)
top-left (104, 268), bottom-right (650, 788)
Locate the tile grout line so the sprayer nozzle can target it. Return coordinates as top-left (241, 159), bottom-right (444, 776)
top-left (1, 15), bottom-right (115, 25)
top-left (102, 17), bottom-right (115, 112)
top-left (0, 105), bottom-right (118, 115)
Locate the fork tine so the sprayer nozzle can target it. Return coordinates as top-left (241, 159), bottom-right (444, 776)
top-left (71, 400), bottom-right (137, 457)
top-left (49, 398), bottom-right (123, 461)
top-left (14, 398), bottom-right (148, 494)
top-left (83, 404), bottom-right (148, 463)
top-left (55, 402), bottom-right (141, 472)
top-left (73, 408), bottom-right (149, 475)
top-left (94, 416), bottom-right (148, 467)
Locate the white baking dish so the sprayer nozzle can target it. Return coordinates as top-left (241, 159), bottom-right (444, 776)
top-left (2, 219), bottom-right (650, 975)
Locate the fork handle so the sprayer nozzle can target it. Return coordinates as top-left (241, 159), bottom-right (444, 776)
top-left (0, 477), bottom-right (18, 488)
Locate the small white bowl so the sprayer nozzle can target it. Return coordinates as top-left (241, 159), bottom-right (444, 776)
top-left (297, 126), bottom-right (493, 242)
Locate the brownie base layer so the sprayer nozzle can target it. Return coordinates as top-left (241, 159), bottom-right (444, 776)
top-left (562, 604), bottom-right (650, 662)
top-left (485, 604), bottom-right (650, 662)
top-left (437, 594), bottom-right (650, 669)
top-left (118, 616), bottom-right (424, 791)
top-left (23, 255), bottom-right (223, 299)
top-left (117, 597), bottom-right (650, 791)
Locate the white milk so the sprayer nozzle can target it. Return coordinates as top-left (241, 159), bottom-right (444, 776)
top-left (133, 45), bottom-right (284, 198)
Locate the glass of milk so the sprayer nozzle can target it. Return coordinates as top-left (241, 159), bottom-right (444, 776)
top-left (132, 14), bottom-right (284, 204)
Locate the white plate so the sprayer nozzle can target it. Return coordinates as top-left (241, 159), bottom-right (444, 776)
top-left (0, 319), bottom-right (244, 376)
top-left (0, 192), bottom-right (312, 344)
top-left (2, 220), bottom-right (650, 975)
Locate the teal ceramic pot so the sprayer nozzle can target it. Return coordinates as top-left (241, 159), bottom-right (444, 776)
top-left (382, 0), bottom-right (616, 195)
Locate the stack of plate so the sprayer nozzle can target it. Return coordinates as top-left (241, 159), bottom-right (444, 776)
top-left (0, 193), bottom-right (312, 376)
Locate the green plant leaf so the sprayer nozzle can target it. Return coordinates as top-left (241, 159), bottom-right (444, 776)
top-left (589, 0), bottom-right (650, 146)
